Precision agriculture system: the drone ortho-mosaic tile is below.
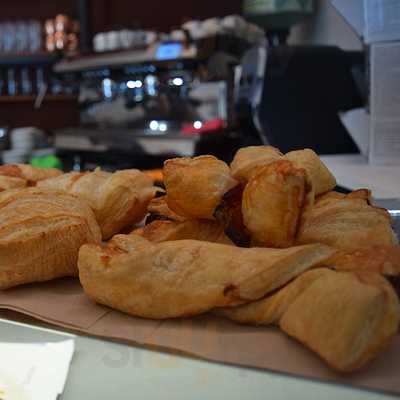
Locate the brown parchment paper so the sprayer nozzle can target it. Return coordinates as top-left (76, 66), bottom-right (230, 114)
top-left (0, 277), bottom-right (399, 395)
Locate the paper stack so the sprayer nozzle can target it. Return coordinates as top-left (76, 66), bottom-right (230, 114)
top-left (0, 340), bottom-right (74, 400)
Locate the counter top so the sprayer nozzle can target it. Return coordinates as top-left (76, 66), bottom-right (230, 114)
top-left (0, 315), bottom-right (397, 400)
top-left (320, 154), bottom-right (400, 200)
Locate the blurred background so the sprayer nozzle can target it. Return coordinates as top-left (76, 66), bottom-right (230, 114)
top-left (0, 0), bottom-right (398, 171)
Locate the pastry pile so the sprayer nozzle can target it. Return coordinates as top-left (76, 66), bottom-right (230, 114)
top-left (0, 148), bottom-right (399, 373)
top-left (0, 165), bottom-right (157, 288)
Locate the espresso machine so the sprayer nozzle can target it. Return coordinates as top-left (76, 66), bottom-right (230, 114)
top-left (53, 32), bottom-right (265, 170)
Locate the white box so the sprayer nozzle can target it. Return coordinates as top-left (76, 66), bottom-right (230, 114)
top-left (369, 41), bottom-right (400, 165)
top-left (364, 0), bottom-right (400, 43)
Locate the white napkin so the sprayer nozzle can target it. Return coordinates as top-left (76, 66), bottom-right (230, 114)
top-left (0, 340), bottom-right (75, 400)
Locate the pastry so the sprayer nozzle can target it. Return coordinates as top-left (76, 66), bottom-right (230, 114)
top-left (214, 184), bottom-right (250, 247)
top-left (296, 189), bottom-right (398, 251)
top-left (280, 271), bottom-right (399, 372)
top-left (284, 149), bottom-right (336, 195)
top-left (215, 268), bottom-right (332, 325)
top-left (330, 245), bottom-right (400, 276)
top-left (145, 195), bottom-right (186, 224)
top-left (135, 219), bottom-right (233, 245)
top-left (140, 193), bottom-right (234, 244)
top-left (38, 168), bottom-right (157, 239)
top-left (0, 175), bottom-right (27, 192)
top-left (0, 164), bottom-right (62, 185)
top-left (163, 155), bottom-right (238, 220)
top-left (217, 268), bottom-right (400, 372)
top-left (0, 188), bottom-right (101, 289)
top-left (230, 146), bottom-right (283, 182)
top-left (329, 245), bottom-right (400, 298)
top-left (242, 160), bottom-right (313, 248)
top-left (78, 234), bottom-right (334, 318)
top-left (230, 146), bottom-right (336, 196)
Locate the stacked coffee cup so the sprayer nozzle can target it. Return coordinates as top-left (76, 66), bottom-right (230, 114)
top-left (2, 127), bottom-right (46, 164)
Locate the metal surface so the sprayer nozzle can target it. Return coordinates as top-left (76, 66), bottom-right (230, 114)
top-left (372, 199), bottom-right (400, 239)
top-left (54, 127), bottom-right (198, 157)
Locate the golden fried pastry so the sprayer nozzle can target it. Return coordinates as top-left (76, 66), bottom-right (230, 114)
top-left (230, 147), bottom-right (336, 196)
top-left (214, 184), bottom-right (251, 247)
top-left (0, 188), bottom-right (101, 289)
top-left (78, 235), bottom-right (334, 318)
top-left (135, 219), bottom-right (233, 245)
top-left (0, 164), bottom-right (62, 185)
top-left (230, 145), bottom-right (283, 182)
top-left (218, 268), bottom-right (400, 372)
top-left (330, 245), bottom-right (400, 298)
top-left (313, 188), bottom-right (370, 207)
top-left (216, 268), bottom-right (332, 325)
top-left (242, 160), bottom-right (313, 248)
top-left (330, 245), bottom-right (400, 276)
top-left (38, 168), bottom-right (157, 239)
top-left (280, 271), bottom-right (399, 372)
top-left (296, 190), bottom-right (398, 251)
top-left (284, 149), bottom-right (336, 195)
top-left (141, 193), bottom-right (234, 244)
top-left (163, 156), bottom-right (237, 220)
top-left (0, 175), bottom-right (27, 192)
top-left (146, 195), bottom-right (185, 223)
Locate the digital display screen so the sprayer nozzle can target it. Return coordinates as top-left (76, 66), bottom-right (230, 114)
top-left (156, 42), bottom-right (183, 60)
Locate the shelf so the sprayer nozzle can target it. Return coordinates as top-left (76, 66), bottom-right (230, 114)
top-left (0, 52), bottom-right (60, 66)
top-left (54, 45), bottom-right (198, 73)
top-left (0, 94), bottom-right (77, 103)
